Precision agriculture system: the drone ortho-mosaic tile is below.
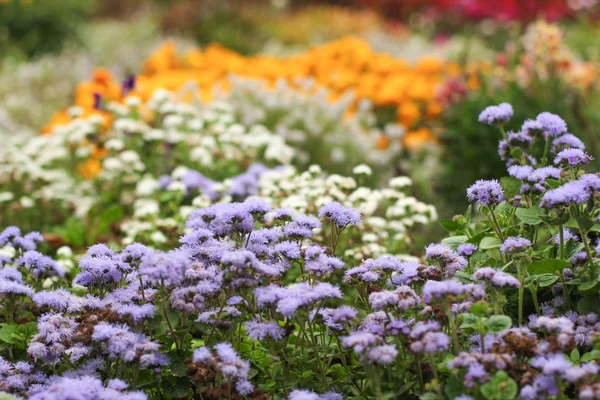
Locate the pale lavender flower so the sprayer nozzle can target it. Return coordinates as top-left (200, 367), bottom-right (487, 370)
top-left (478, 103), bottom-right (513, 125)
top-left (554, 148), bottom-right (593, 166)
top-left (318, 202), bottom-right (361, 227)
top-left (466, 179), bottom-right (504, 206)
top-left (243, 319), bottom-right (285, 341)
top-left (500, 237), bottom-right (531, 254)
top-left (537, 112), bottom-right (567, 137)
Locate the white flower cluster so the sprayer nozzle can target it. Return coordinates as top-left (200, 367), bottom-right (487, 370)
top-left (257, 165), bottom-right (437, 260)
top-left (0, 88), bottom-right (294, 233)
top-left (216, 76), bottom-right (403, 166)
top-left (120, 161), bottom-right (437, 257)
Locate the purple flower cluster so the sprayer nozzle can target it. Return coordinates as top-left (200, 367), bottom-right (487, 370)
top-left (425, 243), bottom-right (468, 277)
top-left (500, 236), bottom-right (531, 254)
top-left (192, 343), bottom-right (254, 395)
top-left (466, 179), bottom-right (504, 206)
top-left (478, 103), bottom-right (513, 125)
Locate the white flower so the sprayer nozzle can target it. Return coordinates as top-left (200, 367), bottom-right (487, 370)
top-left (134, 199), bottom-right (159, 217)
top-left (0, 246), bottom-right (16, 259)
top-left (136, 177), bottom-right (159, 197)
top-left (0, 192), bottom-right (14, 202)
top-left (167, 181), bottom-right (186, 193)
top-left (20, 196), bottom-right (34, 208)
top-left (150, 231), bottom-right (168, 244)
top-left (67, 106), bottom-right (83, 117)
top-left (125, 96), bottom-right (141, 107)
top-left (57, 246), bottom-right (73, 258)
top-left (389, 176), bottom-right (413, 189)
top-left (353, 164), bottom-right (373, 176)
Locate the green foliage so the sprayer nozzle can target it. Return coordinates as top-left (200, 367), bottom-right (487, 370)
top-left (0, 0), bottom-right (95, 60)
top-left (436, 78), bottom-right (600, 217)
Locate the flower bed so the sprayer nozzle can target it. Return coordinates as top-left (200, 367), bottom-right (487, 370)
top-left (1, 101), bottom-right (600, 399)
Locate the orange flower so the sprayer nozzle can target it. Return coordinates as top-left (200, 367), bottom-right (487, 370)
top-left (403, 128), bottom-right (436, 152)
top-left (79, 159), bottom-right (102, 179)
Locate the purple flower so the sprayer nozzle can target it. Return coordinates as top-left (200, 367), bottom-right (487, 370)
top-left (541, 174), bottom-right (600, 208)
top-left (17, 251), bottom-right (64, 278)
top-left (508, 165), bottom-right (534, 180)
top-left (478, 103), bottom-right (513, 125)
top-left (507, 131), bottom-right (533, 147)
top-left (318, 202), bottom-right (361, 227)
top-left (457, 243), bottom-right (478, 257)
top-left (29, 376), bottom-right (147, 400)
top-left (33, 289), bottom-right (82, 312)
top-left (193, 343), bottom-right (252, 393)
top-left (466, 179), bottom-right (504, 206)
top-left (474, 267), bottom-right (519, 288)
top-left (0, 226), bottom-right (21, 246)
top-left (369, 286), bottom-right (420, 311)
top-left (537, 112), bottom-right (567, 137)
top-left (421, 280), bottom-right (485, 304)
top-left (521, 119), bottom-right (544, 136)
top-left (527, 166), bottom-right (561, 183)
top-left (554, 148), bottom-right (593, 166)
top-left (367, 344), bottom-right (398, 365)
top-left (552, 133), bottom-right (585, 153)
top-left (500, 237), bottom-right (531, 254)
top-left (243, 319), bottom-right (285, 341)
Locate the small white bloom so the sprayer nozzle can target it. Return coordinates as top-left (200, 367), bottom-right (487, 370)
top-left (352, 164), bottom-right (372, 176)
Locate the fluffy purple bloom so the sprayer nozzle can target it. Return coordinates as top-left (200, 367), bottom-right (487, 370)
top-left (318, 202), bottom-right (361, 227)
top-left (0, 226), bottom-right (21, 246)
top-left (466, 179), bottom-right (504, 206)
top-left (29, 375), bottom-right (147, 400)
top-left (521, 119), bottom-right (544, 136)
top-left (552, 133), bottom-right (585, 153)
top-left (17, 251), bottom-right (64, 278)
top-left (507, 131), bottom-right (533, 147)
top-left (474, 267), bottom-right (519, 288)
top-left (527, 166), bottom-right (561, 183)
top-left (500, 237), bottom-right (531, 254)
top-left (478, 103), bottom-right (513, 125)
top-left (508, 165), bottom-right (534, 180)
top-left (421, 280), bottom-right (485, 304)
top-left (541, 174), bottom-right (600, 208)
top-left (193, 343), bottom-right (252, 394)
top-left (457, 243), bottom-right (478, 257)
top-left (33, 289), bottom-right (81, 312)
top-left (243, 319), bottom-right (285, 341)
top-left (342, 331), bottom-right (380, 353)
top-left (554, 148), bottom-right (593, 166)
top-left (367, 344), bottom-right (398, 365)
top-left (369, 286), bottom-right (420, 311)
top-left (537, 112), bottom-right (567, 137)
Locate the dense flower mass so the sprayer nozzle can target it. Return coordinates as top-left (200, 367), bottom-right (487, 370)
top-left (3, 9), bottom-right (600, 397)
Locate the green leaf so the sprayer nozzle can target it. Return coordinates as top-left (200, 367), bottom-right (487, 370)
top-left (510, 147), bottom-right (522, 159)
top-left (440, 220), bottom-right (462, 232)
top-left (577, 295), bottom-right (600, 314)
top-left (480, 371), bottom-right (518, 400)
top-left (485, 315), bottom-right (512, 333)
top-left (0, 394), bottom-right (18, 400)
top-left (581, 350), bottom-right (600, 363)
top-left (441, 235), bottom-right (468, 247)
top-left (515, 207), bottom-right (544, 225)
top-left (500, 177), bottom-right (521, 199)
top-left (536, 274), bottom-right (560, 287)
top-left (479, 236), bottom-right (502, 250)
top-left (528, 259), bottom-right (571, 274)
top-left (0, 324), bottom-right (19, 344)
top-left (467, 231), bottom-right (488, 246)
top-left (578, 280), bottom-right (599, 294)
top-left (571, 349), bottom-right (581, 363)
top-left (545, 179), bottom-right (561, 189)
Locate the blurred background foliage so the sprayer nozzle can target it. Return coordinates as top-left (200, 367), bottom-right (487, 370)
top-left (3, 0), bottom-right (600, 219)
